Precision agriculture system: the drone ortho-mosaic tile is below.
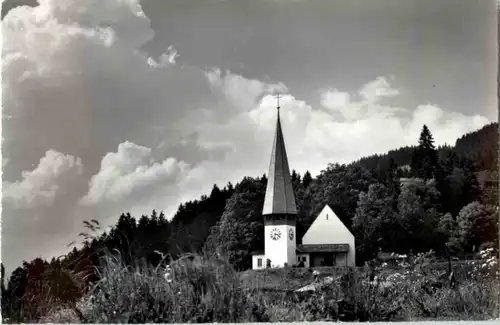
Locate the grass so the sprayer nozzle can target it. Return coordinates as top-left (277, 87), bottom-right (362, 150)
top-left (21, 251), bottom-right (500, 323)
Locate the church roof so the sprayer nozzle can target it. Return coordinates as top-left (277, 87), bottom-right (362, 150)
top-left (296, 244), bottom-right (350, 253)
top-left (262, 104), bottom-right (298, 216)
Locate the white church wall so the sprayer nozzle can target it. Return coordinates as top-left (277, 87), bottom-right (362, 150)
top-left (252, 254), bottom-right (266, 270)
top-left (265, 224), bottom-right (297, 267)
top-left (302, 205), bottom-right (356, 266)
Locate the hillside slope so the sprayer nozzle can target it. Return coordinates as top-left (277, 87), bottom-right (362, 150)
top-left (352, 122), bottom-right (498, 175)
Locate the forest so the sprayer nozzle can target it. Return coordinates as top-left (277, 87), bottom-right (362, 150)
top-left (1, 122), bottom-right (498, 322)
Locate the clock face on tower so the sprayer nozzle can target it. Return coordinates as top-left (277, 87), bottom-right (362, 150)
top-left (288, 228), bottom-right (294, 240)
top-left (270, 228), bottom-right (282, 241)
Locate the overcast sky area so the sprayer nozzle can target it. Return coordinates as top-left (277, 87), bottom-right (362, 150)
top-left (1, 0), bottom-right (498, 272)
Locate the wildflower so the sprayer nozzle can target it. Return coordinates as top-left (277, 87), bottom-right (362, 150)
top-left (165, 265), bottom-right (173, 283)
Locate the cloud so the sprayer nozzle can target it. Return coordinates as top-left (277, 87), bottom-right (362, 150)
top-left (320, 89), bottom-right (361, 121)
top-left (147, 45), bottom-right (179, 67)
top-left (2, 0), bottom-right (214, 181)
top-left (2, 150), bottom-right (86, 271)
top-left (206, 68), bottom-right (288, 112)
top-left (359, 76), bottom-right (399, 102)
top-left (320, 76), bottom-right (402, 122)
top-left (3, 150), bottom-right (84, 209)
top-left (314, 77), bottom-right (490, 159)
top-left (320, 89), bottom-right (351, 110)
top-left (81, 141), bottom-right (188, 206)
top-left (191, 73), bottom-right (491, 182)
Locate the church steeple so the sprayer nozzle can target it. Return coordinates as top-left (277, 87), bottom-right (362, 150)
top-left (262, 94), bottom-right (298, 216)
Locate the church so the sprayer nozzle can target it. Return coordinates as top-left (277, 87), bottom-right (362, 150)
top-left (251, 98), bottom-right (356, 269)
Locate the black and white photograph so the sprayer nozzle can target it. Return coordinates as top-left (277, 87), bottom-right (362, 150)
top-left (1, 0), bottom-right (499, 323)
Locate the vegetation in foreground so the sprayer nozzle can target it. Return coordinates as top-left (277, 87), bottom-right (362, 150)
top-left (31, 249), bottom-right (500, 323)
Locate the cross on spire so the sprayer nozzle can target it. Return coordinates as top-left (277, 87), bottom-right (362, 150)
top-left (274, 93), bottom-right (282, 111)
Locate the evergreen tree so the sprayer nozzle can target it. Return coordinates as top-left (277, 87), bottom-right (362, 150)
top-left (411, 125), bottom-right (439, 180)
top-left (302, 171), bottom-right (313, 188)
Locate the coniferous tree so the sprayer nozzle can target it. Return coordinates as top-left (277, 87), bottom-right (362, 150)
top-left (302, 171), bottom-right (313, 188)
top-left (411, 125), bottom-right (439, 180)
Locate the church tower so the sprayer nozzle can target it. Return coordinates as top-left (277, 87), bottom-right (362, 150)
top-left (263, 95), bottom-right (298, 268)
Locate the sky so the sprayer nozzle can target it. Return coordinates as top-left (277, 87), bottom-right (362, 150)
top-left (1, 0), bottom-right (498, 272)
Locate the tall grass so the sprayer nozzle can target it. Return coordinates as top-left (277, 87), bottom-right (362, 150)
top-left (69, 250), bottom-right (268, 323)
top-left (38, 249), bottom-right (499, 323)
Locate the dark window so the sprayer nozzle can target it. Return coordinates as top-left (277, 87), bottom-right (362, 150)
top-left (257, 258), bottom-right (262, 267)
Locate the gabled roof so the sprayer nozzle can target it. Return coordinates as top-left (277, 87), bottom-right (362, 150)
top-left (262, 107), bottom-right (298, 216)
top-left (301, 204), bottom-right (354, 245)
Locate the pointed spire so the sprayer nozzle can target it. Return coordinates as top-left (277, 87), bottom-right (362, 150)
top-left (262, 95), bottom-right (298, 216)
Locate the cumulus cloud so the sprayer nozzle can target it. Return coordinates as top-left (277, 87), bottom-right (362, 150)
top-left (191, 72), bottom-right (491, 180)
top-left (314, 77), bottom-right (490, 160)
top-left (192, 73), bottom-right (491, 181)
top-left (147, 45), bottom-right (179, 67)
top-left (2, 150), bottom-right (86, 271)
top-left (359, 76), bottom-right (400, 102)
top-left (2, 0), bottom-right (214, 180)
top-left (320, 89), bottom-right (361, 121)
top-left (3, 150), bottom-right (83, 209)
top-left (81, 141), bottom-right (188, 206)
top-left (206, 69), bottom-right (288, 112)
